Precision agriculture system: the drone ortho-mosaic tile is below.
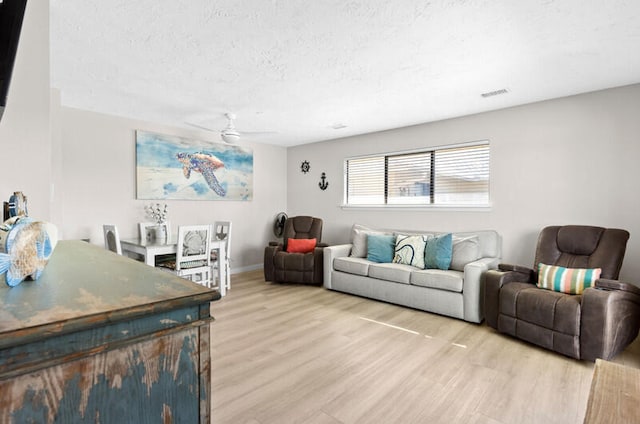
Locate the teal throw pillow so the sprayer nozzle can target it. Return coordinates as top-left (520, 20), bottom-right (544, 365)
top-left (367, 234), bottom-right (396, 263)
top-left (424, 233), bottom-right (453, 270)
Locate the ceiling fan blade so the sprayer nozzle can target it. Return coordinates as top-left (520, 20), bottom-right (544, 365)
top-left (186, 114), bottom-right (277, 142)
top-left (185, 121), bottom-right (216, 132)
top-left (239, 130), bottom-right (278, 136)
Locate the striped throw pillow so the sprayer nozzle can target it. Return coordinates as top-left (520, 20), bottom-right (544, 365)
top-left (537, 263), bottom-right (602, 294)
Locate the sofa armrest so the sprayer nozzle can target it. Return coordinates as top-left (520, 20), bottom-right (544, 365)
top-left (581, 280), bottom-right (640, 361)
top-left (462, 257), bottom-right (500, 323)
top-left (483, 265), bottom-right (535, 329)
top-left (323, 244), bottom-right (353, 289)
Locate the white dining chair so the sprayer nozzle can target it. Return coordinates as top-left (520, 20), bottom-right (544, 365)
top-left (211, 221), bottom-right (232, 291)
top-left (159, 225), bottom-right (212, 287)
top-left (103, 224), bottom-right (122, 255)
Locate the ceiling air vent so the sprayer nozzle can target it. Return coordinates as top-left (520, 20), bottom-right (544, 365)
top-left (481, 88), bottom-right (509, 98)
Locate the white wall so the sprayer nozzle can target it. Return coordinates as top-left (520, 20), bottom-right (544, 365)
top-left (4, 1), bottom-right (640, 279)
top-left (55, 105), bottom-right (287, 271)
top-left (0, 1), bottom-right (51, 219)
top-left (287, 84), bottom-right (640, 281)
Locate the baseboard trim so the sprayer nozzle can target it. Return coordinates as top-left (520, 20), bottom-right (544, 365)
top-left (231, 264), bottom-right (263, 274)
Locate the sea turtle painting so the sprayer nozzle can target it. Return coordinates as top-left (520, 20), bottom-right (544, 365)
top-left (176, 152), bottom-right (227, 197)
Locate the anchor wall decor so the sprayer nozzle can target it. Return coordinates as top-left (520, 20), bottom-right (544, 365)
top-left (318, 172), bottom-right (329, 190)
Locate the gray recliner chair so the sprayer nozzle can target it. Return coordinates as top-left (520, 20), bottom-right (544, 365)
top-left (484, 225), bottom-right (640, 361)
top-left (264, 216), bottom-right (326, 285)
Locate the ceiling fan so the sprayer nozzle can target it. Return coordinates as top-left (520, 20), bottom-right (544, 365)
top-left (186, 113), bottom-right (274, 144)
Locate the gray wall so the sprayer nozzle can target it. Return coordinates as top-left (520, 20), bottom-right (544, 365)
top-left (287, 84), bottom-right (640, 281)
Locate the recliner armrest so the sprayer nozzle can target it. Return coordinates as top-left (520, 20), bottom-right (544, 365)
top-left (484, 266), bottom-right (535, 329)
top-left (498, 263), bottom-right (535, 277)
top-left (595, 279), bottom-right (640, 296)
top-left (263, 243), bottom-right (283, 281)
top-left (581, 280), bottom-right (640, 361)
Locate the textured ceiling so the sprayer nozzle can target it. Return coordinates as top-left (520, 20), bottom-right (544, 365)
top-left (50, 0), bottom-right (640, 146)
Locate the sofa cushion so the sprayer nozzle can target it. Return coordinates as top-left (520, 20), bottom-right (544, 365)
top-left (333, 257), bottom-right (371, 277)
top-left (350, 224), bottom-right (389, 258)
top-left (537, 263), bottom-right (601, 295)
top-left (393, 234), bottom-right (429, 269)
top-left (424, 233), bottom-right (453, 270)
top-left (450, 235), bottom-right (481, 271)
top-left (367, 234), bottom-right (395, 263)
top-left (411, 269), bottom-right (463, 292)
top-left (369, 263), bottom-right (412, 284)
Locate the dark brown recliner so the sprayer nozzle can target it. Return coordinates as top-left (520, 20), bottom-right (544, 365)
top-left (264, 216), bottom-right (326, 285)
top-left (484, 225), bottom-right (640, 361)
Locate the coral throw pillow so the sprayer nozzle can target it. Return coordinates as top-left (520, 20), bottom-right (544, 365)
top-left (286, 238), bottom-right (317, 253)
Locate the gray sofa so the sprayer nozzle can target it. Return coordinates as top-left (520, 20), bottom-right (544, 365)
top-left (323, 226), bottom-right (502, 323)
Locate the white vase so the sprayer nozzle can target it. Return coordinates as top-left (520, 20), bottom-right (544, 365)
top-left (153, 224), bottom-right (167, 243)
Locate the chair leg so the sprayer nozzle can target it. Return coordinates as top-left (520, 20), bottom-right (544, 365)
top-left (210, 266), bottom-right (217, 290)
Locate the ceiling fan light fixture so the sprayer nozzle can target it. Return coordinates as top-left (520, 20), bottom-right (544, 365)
top-left (221, 132), bottom-right (240, 143)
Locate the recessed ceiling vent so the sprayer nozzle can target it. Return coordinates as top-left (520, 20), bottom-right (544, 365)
top-left (481, 88), bottom-right (509, 98)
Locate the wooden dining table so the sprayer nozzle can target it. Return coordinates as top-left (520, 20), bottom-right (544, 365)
top-left (120, 235), bottom-right (227, 296)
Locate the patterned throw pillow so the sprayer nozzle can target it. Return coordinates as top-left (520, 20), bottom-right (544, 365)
top-left (393, 234), bottom-right (429, 269)
top-left (537, 263), bottom-right (602, 294)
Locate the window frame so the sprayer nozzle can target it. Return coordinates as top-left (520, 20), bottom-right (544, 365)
top-left (342, 140), bottom-right (491, 210)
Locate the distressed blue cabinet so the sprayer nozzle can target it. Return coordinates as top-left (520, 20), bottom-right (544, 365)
top-left (0, 240), bottom-right (220, 423)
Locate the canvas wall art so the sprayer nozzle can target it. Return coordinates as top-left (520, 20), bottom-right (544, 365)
top-left (136, 130), bottom-right (253, 201)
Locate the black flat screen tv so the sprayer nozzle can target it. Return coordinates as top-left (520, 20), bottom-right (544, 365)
top-left (0, 0), bottom-right (28, 122)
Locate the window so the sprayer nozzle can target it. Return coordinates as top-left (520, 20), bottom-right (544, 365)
top-left (344, 142), bottom-right (489, 207)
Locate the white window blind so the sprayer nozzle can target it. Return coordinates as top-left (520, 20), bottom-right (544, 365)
top-left (387, 152), bottom-right (432, 205)
top-left (345, 142), bottom-right (489, 206)
top-left (345, 156), bottom-right (385, 205)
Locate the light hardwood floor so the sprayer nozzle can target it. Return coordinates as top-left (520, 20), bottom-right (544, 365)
top-left (210, 270), bottom-right (640, 424)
